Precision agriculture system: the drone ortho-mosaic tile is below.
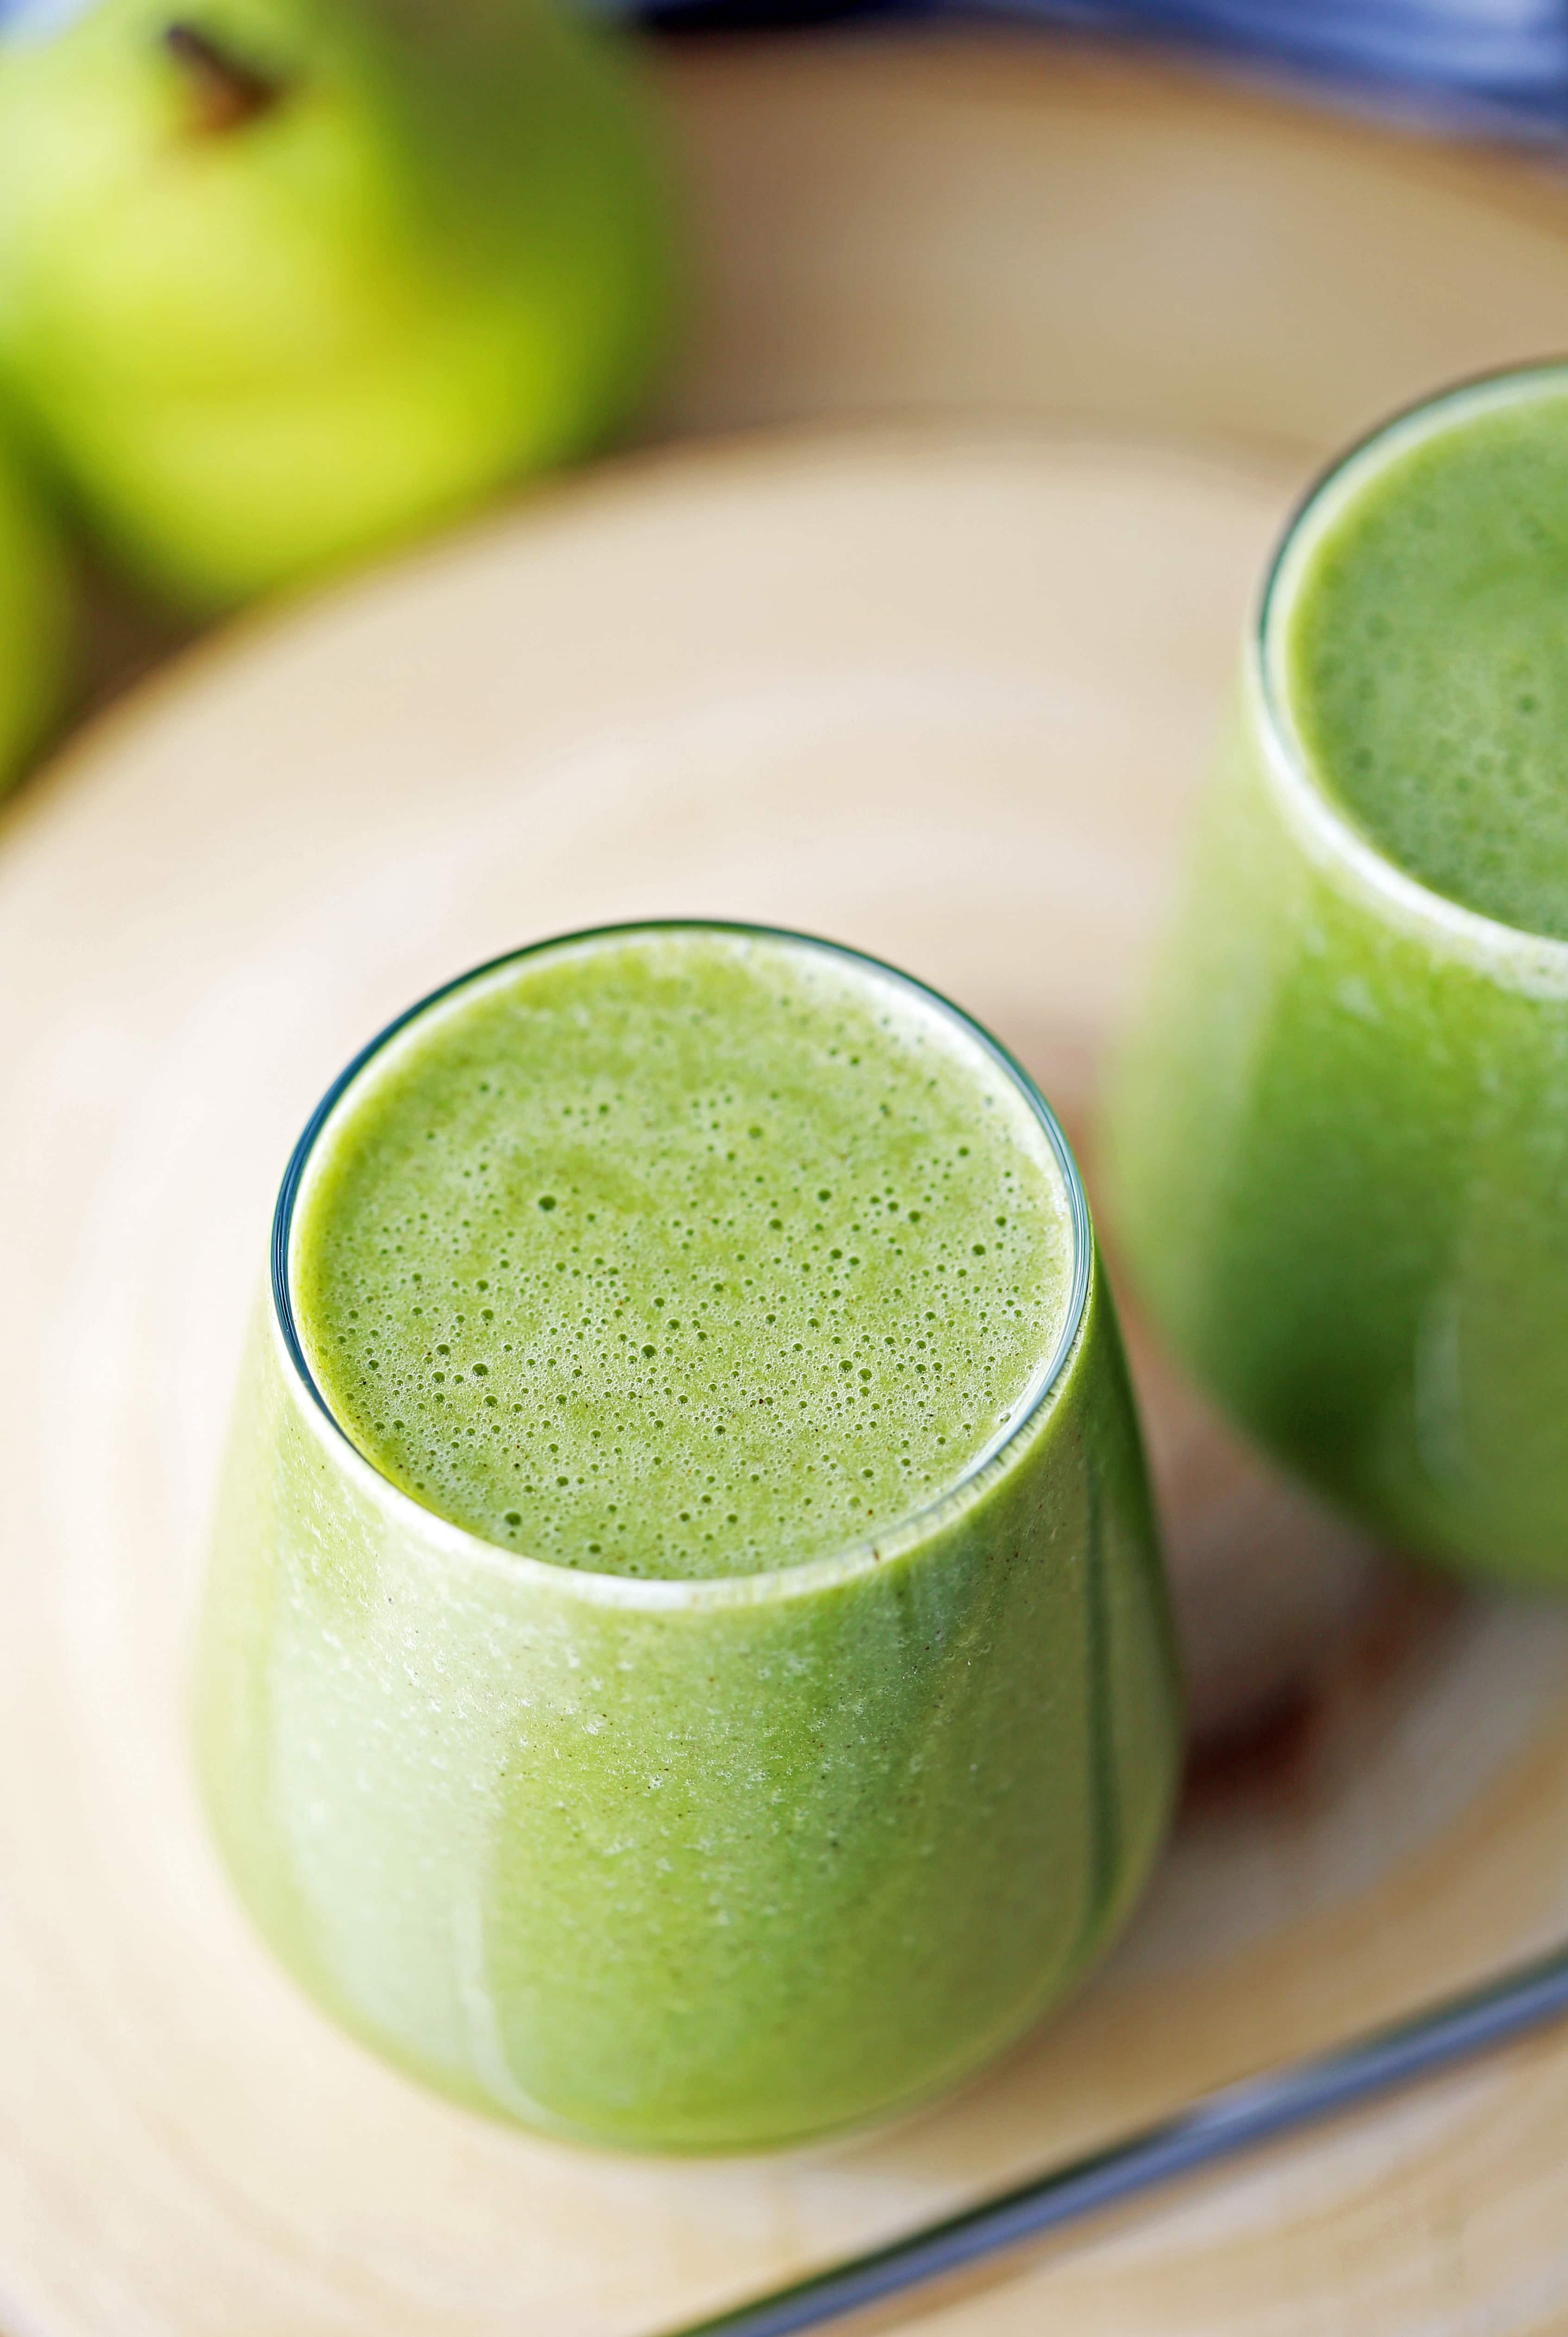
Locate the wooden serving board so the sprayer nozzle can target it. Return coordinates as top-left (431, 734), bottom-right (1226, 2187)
top-left (10, 30), bottom-right (1568, 2337)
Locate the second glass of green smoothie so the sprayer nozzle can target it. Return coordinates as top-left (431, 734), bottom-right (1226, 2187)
top-left (1107, 362), bottom-right (1568, 1588)
top-left (197, 920), bottom-right (1179, 2153)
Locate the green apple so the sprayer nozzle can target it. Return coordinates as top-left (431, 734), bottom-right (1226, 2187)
top-left (0, 0), bottom-right (675, 612)
top-left (0, 422), bottom-right (72, 794)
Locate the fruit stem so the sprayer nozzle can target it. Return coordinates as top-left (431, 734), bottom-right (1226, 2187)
top-left (163, 22), bottom-right (282, 133)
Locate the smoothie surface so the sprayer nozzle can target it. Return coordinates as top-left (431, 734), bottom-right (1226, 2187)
top-left (1285, 382), bottom-right (1568, 940)
top-left (292, 928), bottom-right (1075, 1579)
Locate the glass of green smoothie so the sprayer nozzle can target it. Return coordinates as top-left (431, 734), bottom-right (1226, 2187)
top-left (1106, 362), bottom-right (1568, 1588)
top-left (195, 920), bottom-right (1179, 2154)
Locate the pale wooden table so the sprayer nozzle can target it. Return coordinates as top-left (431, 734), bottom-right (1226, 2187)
top-left (8, 30), bottom-right (1568, 2336)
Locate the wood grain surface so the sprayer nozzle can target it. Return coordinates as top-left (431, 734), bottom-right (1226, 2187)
top-left (8, 30), bottom-right (1568, 2337)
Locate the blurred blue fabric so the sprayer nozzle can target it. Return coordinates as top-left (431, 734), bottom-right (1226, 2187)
top-left (641, 0), bottom-right (1568, 138)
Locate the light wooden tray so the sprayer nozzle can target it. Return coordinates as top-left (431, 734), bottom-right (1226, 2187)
top-left (9, 30), bottom-right (1568, 2337)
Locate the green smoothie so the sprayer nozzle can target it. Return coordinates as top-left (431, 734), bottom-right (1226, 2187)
top-left (1290, 390), bottom-right (1568, 938)
top-left (293, 927), bottom-right (1075, 1580)
top-left (197, 923), bottom-right (1179, 2151)
top-left (1107, 366), bottom-right (1568, 1584)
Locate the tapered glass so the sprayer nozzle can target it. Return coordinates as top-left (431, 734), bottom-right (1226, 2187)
top-left (196, 923), bottom-right (1179, 2152)
top-left (1107, 367), bottom-right (1568, 1587)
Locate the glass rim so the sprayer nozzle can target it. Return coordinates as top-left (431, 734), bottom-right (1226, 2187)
top-left (1251, 355), bottom-right (1568, 983)
top-left (269, 917), bottom-right (1094, 1610)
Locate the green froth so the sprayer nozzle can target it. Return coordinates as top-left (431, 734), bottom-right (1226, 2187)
top-left (1288, 387), bottom-right (1568, 940)
top-left (293, 928), bottom-right (1073, 1579)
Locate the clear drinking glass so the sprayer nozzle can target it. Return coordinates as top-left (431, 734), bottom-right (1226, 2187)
top-left (195, 922), bottom-right (1180, 2153)
top-left (1106, 365), bottom-right (1568, 1587)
